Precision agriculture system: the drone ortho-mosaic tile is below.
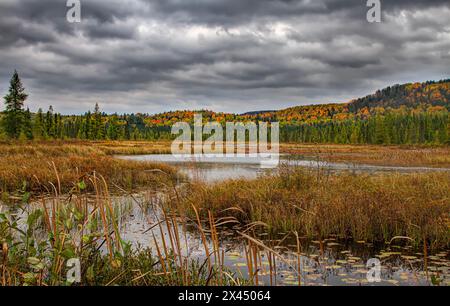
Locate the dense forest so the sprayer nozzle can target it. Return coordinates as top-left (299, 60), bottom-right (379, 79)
top-left (1, 71), bottom-right (449, 145)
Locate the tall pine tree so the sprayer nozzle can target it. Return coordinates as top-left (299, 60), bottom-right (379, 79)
top-left (3, 71), bottom-right (28, 139)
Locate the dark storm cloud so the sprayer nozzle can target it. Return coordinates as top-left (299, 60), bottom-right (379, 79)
top-left (0, 0), bottom-right (449, 114)
top-left (148, 0), bottom-right (449, 25)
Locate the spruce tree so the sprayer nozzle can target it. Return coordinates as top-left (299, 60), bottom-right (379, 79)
top-left (107, 116), bottom-right (120, 140)
top-left (46, 106), bottom-right (54, 138)
top-left (33, 108), bottom-right (46, 139)
top-left (374, 115), bottom-right (386, 144)
top-left (447, 115), bottom-right (450, 144)
top-left (21, 108), bottom-right (34, 140)
top-left (93, 103), bottom-right (104, 139)
top-left (85, 111), bottom-right (92, 139)
top-left (3, 70), bottom-right (28, 139)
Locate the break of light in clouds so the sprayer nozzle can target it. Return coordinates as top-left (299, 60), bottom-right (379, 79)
top-left (0, 0), bottom-right (449, 114)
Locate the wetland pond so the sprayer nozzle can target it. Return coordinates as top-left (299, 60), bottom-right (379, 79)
top-left (114, 154), bottom-right (450, 286)
top-left (2, 154), bottom-right (449, 286)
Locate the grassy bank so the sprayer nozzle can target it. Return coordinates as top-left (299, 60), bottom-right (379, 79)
top-left (282, 144), bottom-right (450, 168)
top-left (1, 141), bottom-right (449, 246)
top-left (95, 141), bottom-right (450, 168)
top-left (2, 140), bottom-right (449, 170)
top-left (0, 141), bottom-right (178, 196)
top-left (174, 167), bottom-right (450, 249)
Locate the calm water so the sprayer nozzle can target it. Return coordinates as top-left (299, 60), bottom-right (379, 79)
top-left (118, 154), bottom-right (450, 183)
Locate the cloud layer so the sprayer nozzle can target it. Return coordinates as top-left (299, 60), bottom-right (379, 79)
top-left (0, 0), bottom-right (449, 114)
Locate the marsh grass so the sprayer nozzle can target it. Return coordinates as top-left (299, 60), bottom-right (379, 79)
top-left (1, 164), bottom-right (448, 286)
top-left (0, 141), bottom-right (178, 195)
top-left (98, 141), bottom-right (450, 168)
top-left (174, 167), bottom-right (450, 249)
top-left (1, 141), bottom-right (449, 286)
top-left (0, 170), bottom-right (248, 286)
top-left (282, 144), bottom-right (450, 168)
top-left (0, 142), bottom-right (282, 286)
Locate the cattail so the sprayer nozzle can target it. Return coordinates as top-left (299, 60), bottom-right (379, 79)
top-left (2, 242), bottom-right (8, 259)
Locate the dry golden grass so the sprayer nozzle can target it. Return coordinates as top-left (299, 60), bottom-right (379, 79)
top-left (89, 140), bottom-right (173, 155)
top-left (3, 140), bottom-right (448, 167)
top-left (281, 144), bottom-right (450, 168)
top-left (0, 139), bottom-right (173, 155)
top-left (93, 141), bottom-right (450, 168)
top-left (176, 167), bottom-right (450, 249)
top-left (0, 141), bottom-right (177, 195)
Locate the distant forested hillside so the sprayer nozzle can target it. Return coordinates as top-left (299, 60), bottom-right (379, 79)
top-left (348, 80), bottom-right (450, 112)
top-left (1, 79), bottom-right (449, 145)
top-left (246, 79), bottom-right (450, 144)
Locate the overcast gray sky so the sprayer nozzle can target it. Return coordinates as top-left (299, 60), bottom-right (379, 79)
top-left (0, 0), bottom-right (449, 114)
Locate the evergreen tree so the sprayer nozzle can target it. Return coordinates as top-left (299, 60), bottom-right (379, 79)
top-left (2, 70), bottom-right (28, 139)
top-left (46, 106), bottom-right (54, 138)
top-left (92, 103), bottom-right (104, 139)
top-left (374, 116), bottom-right (386, 144)
top-left (56, 113), bottom-right (63, 139)
top-left (85, 111), bottom-right (92, 139)
top-left (20, 108), bottom-right (33, 140)
top-left (447, 116), bottom-right (450, 144)
top-left (350, 124), bottom-right (360, 144)
top-left (33, 108), bottom-right (46, 139)
top-left (107, 120), bottom-right (117, 140)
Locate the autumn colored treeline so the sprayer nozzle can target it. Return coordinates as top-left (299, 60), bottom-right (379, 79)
top-left (7, 105), bottom-right (446, 145)
top-left (1, 71), bottom-right (449, 145)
